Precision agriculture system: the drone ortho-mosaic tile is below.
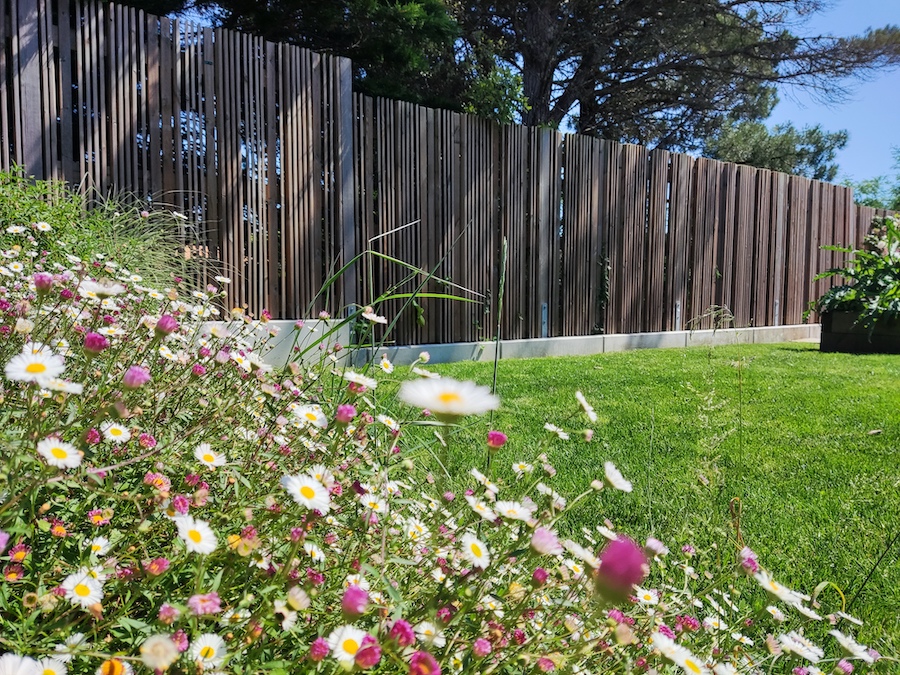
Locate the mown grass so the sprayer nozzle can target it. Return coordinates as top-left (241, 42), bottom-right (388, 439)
top-left (396, 342), bottom-right (900, 646)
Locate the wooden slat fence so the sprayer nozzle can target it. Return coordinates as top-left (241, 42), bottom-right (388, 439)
top-left (1, 0), bottom-right (896, 344)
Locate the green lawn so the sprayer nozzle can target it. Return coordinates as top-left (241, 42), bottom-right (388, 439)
top-left (406, 342), bottom-right (900, 646)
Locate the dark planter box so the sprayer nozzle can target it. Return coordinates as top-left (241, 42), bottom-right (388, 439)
top-left (820, 311), bottom-right (900, 354)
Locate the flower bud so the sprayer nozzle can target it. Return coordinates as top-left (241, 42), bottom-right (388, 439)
top-left (123, 365), bottom-right (151, 389)
top-left (83, 332), bottom-right (109, 355)
top-left (593, 536), bottom-right (648, 603)
top-left (155, 314), bottom-right (179, 336)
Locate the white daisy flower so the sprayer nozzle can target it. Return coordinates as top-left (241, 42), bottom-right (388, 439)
top-left (603, 461), bottom-right (632, 492)
top-left (309, 464), bottom-right (335, 487)
top-left (95, 326), bottom-right (126, 337)
top-left (281, 475), bottom-right (331, 514)
top-left (765, 605), bottom-right (786, 622)
top-left (190, 633), bottom-right (227, 669)
top-left (481, 595), bottom-right (504, 617)
top-left (671, 647), bottom-right (711, 675)
top-left (362, 306), bottom-right (388, 324)
top-left (415, 621), bottom-right (446, 648)
top-left (731, 633), bottom-right (754, 646)
top-left (6, 225), bottom-right (25, 233)
top-left (294, 404), bottom-right (328, 429)
top-left (326, 625), bottom-right (367, 666)
top-left (703, 615), bottom-right (727, 631)
top-left (834, 611), bottom-right (864, 626)
top-left (36, 657), bottom-right (67, 675)
top-left (49, 338), bottom-right (71, 356)
top-left (78, 279), bottom-right (125, 298)
top-left (829, 630), bottom-right (874, 663)
top-left (5, 347), bottom-right (65, 383)
top-left (39, 378), bottom-right (84, 395)
top-left (0, 654), bottom-right (41, 675)
top-left (412, 366), bottom-right (440, 378)
top-left (575, 391), bottom-right (598, 422)
top-left (494, 500), bottom-right (534, 522)
top-left (140, 634), bottom-right (180, 672)
top-left (36, 438), bottom-right (82, 469)
top-left (34, 221), bottom-right (53, 231)
top-left (512, 461), bottom-right (534, 477)
top-left (53, 633), bottom-right (87, 663)
top-left (175, 516), bottom-right (218, 554)
top-left (220, 608), bottom-right (251, 627)
top-left (460, 532), bottom-right (491, 569)
top-left (362, 496), bottom-right (387, 513)
top-left (634, 586), bottom-right (660, 605)
top-left (777, 631), bottom-right (823, 663)
top-left (405, 518), bottom-right (428, 541)
top-left (61, 570), bottom-right (104, 608)
top-left (543, 422), bottom-right (569, 440)
top-left (464, 495), bottom-right (497, 521)
top-left (194, 443), bottom-right (227, 468)
top-left (379, 354), bottom-right (394, 373)
top-left (87, 537), bottom-right (110, 556)
top-left (398, 377), bottom-right (499, 418)
top-left (343, 370), bottom-right (378, 389)
top-left (100, 421), bottom-right (131, 444)
top-left (713, 663), bottom-right (739, 675)
top-left (303, 542), bottom-right (325, 563)
top-left (373, 414), bottom-right (397, 432)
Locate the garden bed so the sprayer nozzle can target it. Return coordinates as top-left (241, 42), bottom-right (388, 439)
top-left (820, 311), bottom-right (900, 354)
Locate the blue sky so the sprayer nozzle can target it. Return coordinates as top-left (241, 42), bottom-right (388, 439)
top-left (767, 0), bottom-right (900, 182)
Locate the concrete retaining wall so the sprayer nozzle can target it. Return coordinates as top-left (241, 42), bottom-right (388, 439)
top-left (205, 321), bottom-right (820, 368)
top-left (354, 324), bottom-right (821, 366)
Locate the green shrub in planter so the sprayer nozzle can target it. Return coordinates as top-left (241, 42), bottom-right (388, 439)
top-left (813, 215), bottom-right (900, 329)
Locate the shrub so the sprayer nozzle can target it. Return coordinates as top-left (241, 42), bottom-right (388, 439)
top-left (0, 201), bottom-right (889, 674)
top-left (813, 215), bottom-right (900, 327)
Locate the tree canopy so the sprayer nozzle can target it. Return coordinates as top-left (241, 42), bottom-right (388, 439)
top-left (132, 0), bottom-right (900, 152)
top-left (704, 121), bottom-right (848, 181)
top-left (843, 149), bottom-right (900, 210)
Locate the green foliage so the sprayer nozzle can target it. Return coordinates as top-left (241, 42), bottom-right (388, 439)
top-left (843, 149), bottom-right (900, 210)
top-left (0, 168), bottom-right (197, 286)
top-left (705, 120), bottom-right (848, 181)
top-left (453, 1), bottom-right (900, 150)
top-left (813, 215), bottom-right (900, 325)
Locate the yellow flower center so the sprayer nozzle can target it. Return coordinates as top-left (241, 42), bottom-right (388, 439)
top-left (99, 660), bottom-right (125, 675)
top-left (74, 583), bottom-right (91, 597)
top-left (200, 646), bottom-right (215, 659)
top-left (203, 453), bottom-right (215, 463)
top-left (437, 392), bottom-right (461, 403)
top-left (188, 529), bottom-right (202, 543)
top-left (305, 412), bottom-right (317, 421)
top-left (684, 658), bottom-right (703, 674)
top-left (342, 639), bottom-right (359, 655)
top-left (25, 362), bottom-right (47, 374)
top-left (43, 668), bottom-right (56, 675)
top-left (470, 543), bottom-right (483, 558)
top-left (300, 486), bottom-right (316, 500)
top-left (50, 447), bottom-right (68, 459)
top-left (110, 428), bottom-right (122, 437)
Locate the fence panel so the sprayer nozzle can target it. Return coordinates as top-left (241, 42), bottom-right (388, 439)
top-left (1, 0), bottom-right (893, 344)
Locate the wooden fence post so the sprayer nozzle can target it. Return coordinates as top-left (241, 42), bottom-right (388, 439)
top-left (336, 56), bottom-right (356, 313)
top-left (14, 0), bottom-right (44, 177)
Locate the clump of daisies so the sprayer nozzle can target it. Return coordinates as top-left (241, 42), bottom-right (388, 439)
top-left (0, 215), bottom-right (889, 674)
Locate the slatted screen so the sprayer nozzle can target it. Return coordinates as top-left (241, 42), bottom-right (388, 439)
top-left (1, 0), bottom-right (895, 343)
